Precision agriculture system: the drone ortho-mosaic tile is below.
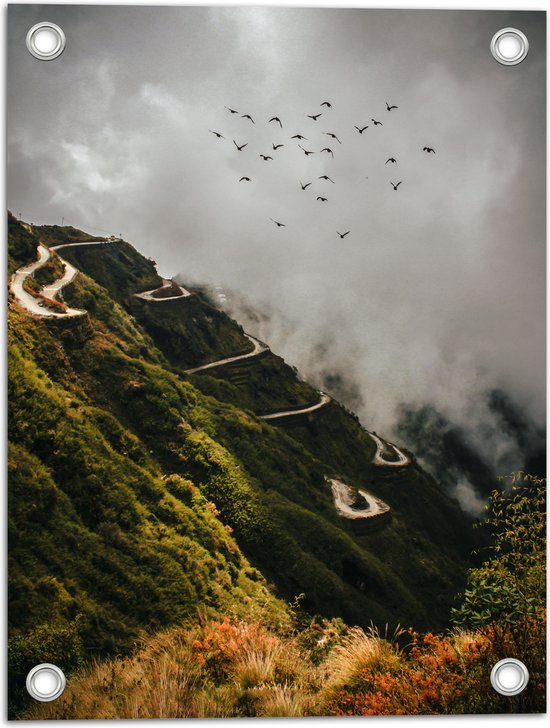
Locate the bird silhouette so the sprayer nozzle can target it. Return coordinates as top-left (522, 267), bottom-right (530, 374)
top-left (354, 125), bottom-right (369, 134)
top-left (390, 181), bottom-right (402, 190)
top-left (225, 106), bottom-right (238, 114)
top-left (233, 141), bottom-right (248, 151)
top-left (272, 143), bottom-right (284, 150)
top-left (270, 218), bottom-right (286, 227)
top-left (239, 177), bottom-right (251, 182)
top-left (298, 145), bottom-right (314, 156)
top-left (269, 116), bottom-right (283, 128)
top-left (317, 196), bottom-right (328, 202)
top-left (209, 130), bottom-right (224, 139)
top-left (300, 181), bottom-right (312, 190)
top-left (318, 175), bottom-right (334, 183)
top-left (337, 231), bottom-right (350, 239)
top-left (320, 147), bottom-right (334, 157)
top-left (260, 154), bottom-right (273, 161)
top-left (324, 132), bottom-right (342, 144)
top-left (371, 119), bottom-right (383, 126)
top-left (385, 157), bottom-right (397, 165)
top-left (320, 101), bottom-right (332, 108)
top-left (291, 134), bottom-right (308, 140)
top-left (386, 102), bottom-right (398, 111)
top-left (423, 146), bottom-right (436, 154)
top-left (241, 114), bottom-right (255, 124)
top-left (307, 113), bottom-right (322, 121)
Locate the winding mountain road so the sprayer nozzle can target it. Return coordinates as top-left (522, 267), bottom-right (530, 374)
top-left (134, 278), bottom-right (192, 301)
top-left (259, 392), bottom-right (331, 421)
top-left (10, 244), bottom-right (86, 318)
top-left (185, 334), bottom-right (269, 374)
top-left (329, 478), bottom-right (391, 520)
top-left (368, 431), bottom-right (410, 467)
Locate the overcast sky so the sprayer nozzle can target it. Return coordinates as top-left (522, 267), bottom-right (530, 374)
top-left (7, 6), bottom-right (546, 474)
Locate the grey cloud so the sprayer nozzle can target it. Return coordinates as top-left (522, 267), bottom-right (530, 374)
top-left (7, 6), bottom-right (545, 489)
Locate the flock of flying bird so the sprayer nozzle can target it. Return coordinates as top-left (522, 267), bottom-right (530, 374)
top-left (209, 100), bottom-right (436, 238)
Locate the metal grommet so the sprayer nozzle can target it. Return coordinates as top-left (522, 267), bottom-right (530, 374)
top-left (490, 658), bottom-right (529, 696)
top-left (26, 664), bottom-right (66, 702)
top-left (490, 28), bottom-right (529, 66)
top-left (26, 22), bottom-right (66, 61)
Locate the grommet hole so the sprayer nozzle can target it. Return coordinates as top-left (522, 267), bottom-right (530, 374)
top-left (490, 28), bottom-right (529, 66)
top-left (26, 22), bottom-right (66, 61)
top-left (26, 664), bottom-right (66, 702)
top-left (490, 658), bottom-right (529, 696)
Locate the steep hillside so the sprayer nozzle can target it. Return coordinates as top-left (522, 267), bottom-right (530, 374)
top-left (54, 236), bottom-right (256, 369)
top-left (8, 215), bottom-right (482, 713)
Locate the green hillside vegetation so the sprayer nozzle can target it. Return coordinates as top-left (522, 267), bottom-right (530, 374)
top-left (25, 479), bottom-right (546, 719)
top-left (56, 238), bottom-right (256, 368)
top-left (31, 223), bottom-right (102, 246)
top-left (43, 236), bottom-right (162, 303)
top-left (32, 251), bottom-right (65, 288)
top-left (190, 353), bottom-right (319, 414)
top-left (9, 215), bottom-right (482, 715)
top-left (7, 212), bottom-right (37, 275)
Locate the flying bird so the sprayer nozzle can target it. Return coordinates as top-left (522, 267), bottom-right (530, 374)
top-left (307, 113), bottom-right (323, 121)
top-left (272, 143), bottom-right (284, 150)
top-left (371, 119), bottom-right (383, 126)
top-left (386, 102), bottom-right (398, 111)
top-left (300, 181), bottom-right (312, 190)
top-left (241, 114), bottom-right (255, 124)
top-left (270, 218), bottom-right (286, 227)
top-left (318, 175), bottom-right (334, 183)
top-left (239, 177), bottom-right (251, 182)
top-left (225, 106), bottom-right (238, 114)
top-left (324, 132), bottom-right (342, 144)
top-left (354, 125), bottom-right (369, 134)
top-left (423, 146), bottom-right (436, 154)
top-left (320, 147), bottom-right (334, 157)
top-left (291, 134), bottom-right (308, 140)
top-left (337, 231), bottom-right (350, 239)
top-left (269, 116), bottom-right (283, 128)
top-left (320, 101), bottom-right (332, 108)
top-left (385, 157), bottom-right (397, 165)
top-left (209, 130), bottom-right (224, 139)
top-left (233, 140), bottom-right (248, 151)
top-left (390, 181), bottom-right (402, 190)
top-left (260, 154), bottom-right (273, 161)
top-left (298, 145), bottom-right (314, 156)
top-left (317, 196), bottom-right (328, 202)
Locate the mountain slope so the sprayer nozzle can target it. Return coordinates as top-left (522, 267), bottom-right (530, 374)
top-left (8, 215), bottom-right (482, 712)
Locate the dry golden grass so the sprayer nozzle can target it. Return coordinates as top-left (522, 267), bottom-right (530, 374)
top-left (25, 621), bottom-right (321, 720)
top-left (321, 625), bottom-right (404, 698)
top-left (26, 620), bottom-right (527, 719)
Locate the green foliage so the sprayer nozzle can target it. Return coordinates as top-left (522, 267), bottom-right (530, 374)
top-left (32, 224), bottom-right (101, 246)
top-left (451, 479), bottom-right (545, 633)
top-left (191, 352), bottom-right (318, 413)
top-left (8, 617), bottom-right (85, 718)
top-left (58, 239), bottom-right (162, 304)
top-left (33, 252), bottom-right (65, 287)
top-left (7, 212), bottom-right (38, 273)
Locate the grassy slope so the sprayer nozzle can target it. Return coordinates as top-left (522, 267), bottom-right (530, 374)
top-left (58, 240), bottom-right (257, 368)
top-left (8, 217), bottom-right (481, 710)
top-left (189, 353), bottom-right (319, 413)
top-left (32, 223), bottom-right (104, 246)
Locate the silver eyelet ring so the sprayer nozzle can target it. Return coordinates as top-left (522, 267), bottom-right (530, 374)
top-left (26, 22), bottom-right (66, 61)
top-left (26, 664), bottom-right (66, 702)
top-left (490, 28), bottom-right (529, 66)
top-left (490, 658), bottom-right (529, 696)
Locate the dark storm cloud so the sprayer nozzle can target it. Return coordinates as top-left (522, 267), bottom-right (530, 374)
top-left (7, 6), bottom-right (546, 484)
